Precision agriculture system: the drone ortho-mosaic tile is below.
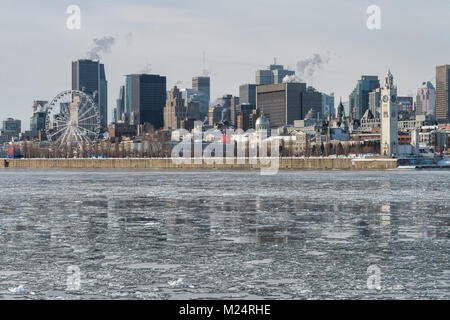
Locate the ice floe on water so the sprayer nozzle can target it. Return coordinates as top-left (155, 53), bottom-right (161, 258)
top-left (168, 278), bottom-right (193, 288)
top-left (8, 285), bottom-right (35, 295)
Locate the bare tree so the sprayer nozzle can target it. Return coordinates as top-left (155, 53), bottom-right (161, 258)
top-left (317, 143), bottom-right (324, 157)
top-left (343, 143), bottom-right (350, 157)
top-left (114, 139), bottom-right (119, 158)
top-left (324, 142), bottom-right (331, 157)
top-left (336, 143), bottom-right (344, 156)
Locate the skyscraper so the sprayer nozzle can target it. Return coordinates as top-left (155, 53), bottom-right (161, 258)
top-left (209, 105), bottom-right (225, 126)
top-left (435, 65), bottom-right (450, 123)
top-left (72, 59), bottom-right (108, 130)
top-left (349, 76), bottom-right (380, 120)
top-left (342, 101), bottom-right (350, 117)
top-left (302, 87), bottom-right (323, 120)
top-left (29, 100), bottom-right (48, 139)
top-left (368, 88), bottom-right (381, 116)
top-left (116, 85), bottom-right (125, 122)
top-left (256, 83), bottom-right (306, 128)
top-left (164, 86), bottom-right (186, 130)
top-left (255, 69), bottom-right (273, 86)
top-left (192, 76), bottom-right (210, 115)
top-left (239, 84), bottom-right (257, 105)
top-left (415, 81), bottom-right (436, 120)
top-left (230, 96), bottom-right (240, 127)
top-left (255, 63), bottom-right (295, 85)
top-left (125, 74), bottom-right (167, 129)
top-left (321, 93), bottom-right (335, 117)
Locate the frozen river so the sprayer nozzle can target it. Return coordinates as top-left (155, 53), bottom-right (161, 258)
top-left (0, 169), bottom-right (449, 299)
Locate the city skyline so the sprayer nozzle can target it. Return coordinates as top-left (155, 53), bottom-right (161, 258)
top-left (2, 0), bottom-right (450, 130)
top-left (1, 1), bottom-right (450, 305)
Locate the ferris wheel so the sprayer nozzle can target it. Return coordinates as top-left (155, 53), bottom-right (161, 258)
top-left (46, 90), bottom-right (101, 146)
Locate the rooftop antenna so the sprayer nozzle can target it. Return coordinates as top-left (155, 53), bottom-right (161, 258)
top-left (274, 57), bottom-right (277, 65)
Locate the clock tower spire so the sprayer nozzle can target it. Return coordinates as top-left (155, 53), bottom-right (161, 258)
top-left (381, 70), bottom-right (398, 157)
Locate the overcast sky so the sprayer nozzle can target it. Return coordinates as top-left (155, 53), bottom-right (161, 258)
top-left (1, 0), bottom-right (449, 130)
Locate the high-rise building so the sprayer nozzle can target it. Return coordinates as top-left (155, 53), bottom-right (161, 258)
top-left (239, 84), bottom-right (257, 105)
top-left (397, 97), bottom-right (414, 119)
top-left (29, 100), bottom-right (48, 139)
top-left (342, 101), bottom-right (350, 117)
top-left (435, 65), bottom-right (450, 123)
top-left (213, 94), bottom-right (234, 124)
top-left (1, 118), bottom-right (21, 141)
top-left (180, 88), bottom-right (208, 121)
top-left (303, 87), bottom-right (323, 120)
top-left (256, 83), bottom-right (307, 128)
top-left (125, 74), bottom-right (167, 129)
top-left (116, 85), bottom-right (125, 122)
top-left (255, 69), bottom-right (273, 86)
top-left (236, 103), bottom-right (256, 130)
top-left (72, 59), bottom-right (108, 130)
top-left (349, 75), bottom-right (380, 120)
top-left (230, 96), bottom-right (240, 127)
top-left (415, 81), bottom-right (436, 120)
top-left (192, 76), bottom-right (210, 115)
top-left (209, 105), bottom-right (225, 126)
top-left (164, 86), bottom-right (186, 130)
top-left (381, 70), bottom-right (398, 157)
top-left (255, 63), bottom-right (295, 85)
top-left (220, 94), bottom-right (232, 110)
top-left (368, 88), bottom-right (381, 116)
top-left (321, 93), bottom-right (335, 117)
top-left (113, 108), bottom-right (118, 123)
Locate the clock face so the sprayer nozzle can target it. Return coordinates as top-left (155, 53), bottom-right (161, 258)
top-left (391, 95), bottom-right (397, 103)
top-left (382, 95), bottom-right (389, 103)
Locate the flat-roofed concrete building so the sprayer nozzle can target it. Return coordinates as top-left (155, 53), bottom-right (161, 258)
top-left (436, 65), bottom-right (450, 123)
top-left (1, 118), bottom-right (21, 140)
top-left (108, 123), bottom-right (137, 141)
top-left (256, 83), bottom-right (306, 128)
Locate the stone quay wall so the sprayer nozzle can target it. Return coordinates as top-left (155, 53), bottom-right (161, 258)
top-left (1, 158), bottom-right (398, 170)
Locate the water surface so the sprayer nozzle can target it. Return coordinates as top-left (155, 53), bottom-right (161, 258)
top-left (0, 169), bottom-right (449, 299)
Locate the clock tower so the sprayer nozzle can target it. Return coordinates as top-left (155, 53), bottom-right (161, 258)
top-left (381, 70), bottom-right (398, 157)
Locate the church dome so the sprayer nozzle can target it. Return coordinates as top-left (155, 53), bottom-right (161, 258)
top-left (255, 115), bottom-right (270, 130)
